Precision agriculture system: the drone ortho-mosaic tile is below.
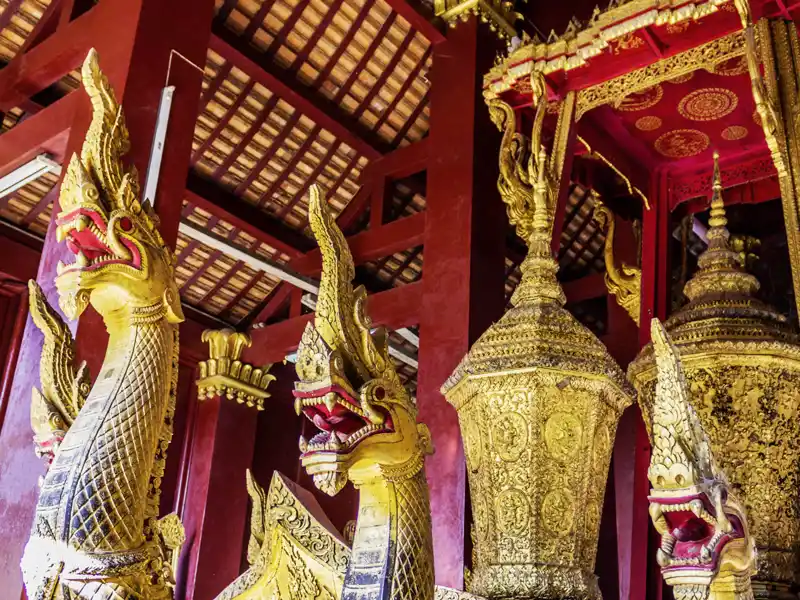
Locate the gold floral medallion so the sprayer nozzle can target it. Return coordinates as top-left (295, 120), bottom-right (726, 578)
top-left (635, 116), bottom-right (662, 131)
top-left (617, 85), bottom-right (663, 111)
top-left (492, 411), bottom-right (528, 462)
top-left (544, 412), bottom-right (582, 462)
top-left (496, 489), bottom-right (531, 534)
top-left (678, 87), bottom-right (738, 121)
top-left (654, 129), bottom-right (710, 158)
top-left (542, 489), bottom-right (574, 536)
top-left (722, 125), bottom-right (748, 141)
top-left (713, 55), bottom-right (748, 76)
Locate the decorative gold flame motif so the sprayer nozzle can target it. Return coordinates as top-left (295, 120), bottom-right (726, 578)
top-left (21, 49), bottom-right (183, 599)
top-left (630, 154), bottom-right (800, 596)
top-left (647, 319), bottom-right (755, 600)
top-left (592, 197), bottom-right (642, 325)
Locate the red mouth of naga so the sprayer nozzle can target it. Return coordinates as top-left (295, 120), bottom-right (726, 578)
top-left (294, 385), bottom-right (393, 455)
top-left (650, 493), bottom-right (743, 571)
top-left (56, 208), bottom-right (141, 271)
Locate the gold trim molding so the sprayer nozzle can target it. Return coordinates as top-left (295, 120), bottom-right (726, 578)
top-left (196, 329), bottom-right (275, 410)
top-left (434, 0), bottom-right (523, 40)
top-left (483, 0), bottom-right (733, 96)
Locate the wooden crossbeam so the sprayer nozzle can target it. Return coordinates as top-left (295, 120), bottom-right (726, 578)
top-left (210, 24), bottom-right (389, 160)
top-left (244, 280), bottom-right (422, 364)
top-left (185, 172), bottom-right (314, 257)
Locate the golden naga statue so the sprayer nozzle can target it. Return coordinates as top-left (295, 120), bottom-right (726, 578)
top-left (629, 154), bottom-right (800, 598)
top-left (217, 186), bottom-right (487, 600)
top-left (647, 319), bottom-right (755, 600)
top-left (21, 49), bottom-right (184, 599)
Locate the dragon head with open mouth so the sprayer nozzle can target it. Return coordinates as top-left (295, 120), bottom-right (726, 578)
top-left (53, 49), bottom-right (183, 324)
top-left (294, 186), bottom-right (432, 496)
top-left (648, 319), bottom-right (755, 600)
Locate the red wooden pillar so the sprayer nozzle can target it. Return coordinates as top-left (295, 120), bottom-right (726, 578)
top-left (417, 19), bottom-right (506, 588)
top-left (178, 395), bottom-right (258, 600)
top-left (0, 0), bottom-right (214, 595)
top-left (614, 168), bottom-right (670, 600)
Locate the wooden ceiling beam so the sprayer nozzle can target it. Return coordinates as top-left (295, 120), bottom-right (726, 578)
top-left (243, 280), bottom-right (422, 363)
top-left (209, 25), bottom-right (389, 160)
top-left (383, 0), bottom-right (446, 45)
top-left (185, 172), bottom-right (314, 257)
top-left (0, 92), bottom-right (75, 177)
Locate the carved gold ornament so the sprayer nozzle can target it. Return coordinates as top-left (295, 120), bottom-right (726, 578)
top-left (617, 84), bottom-right (664, 111)
top-left (721, 125), bottom-right (748, 140)
top-left (592, 198), bottom-right (642, 325)
top-left (646, 319), bottom-right (755, 600)
top-left (629, 153), bottom-right (800, 594)
top-left (433, 0), bottom-right (524, 40)
top-left (678, 87), bottom-right (739, 121)
top-left (483, 0), bottom-right (736, 97)
top-left (635, 115), bottom-right (663, 131)
top-left (21, 49), bottom-right (184, 599)
top-left (713, 55), bottom-right (748, 76)
top-left (654, 129), bottom-right (710, 158)
top-left (196, 328), bottom-right (275, 410)
top-left (575, 30), bottom-right (746, 119)
top-left (446, 86), bottom-right (633, 600)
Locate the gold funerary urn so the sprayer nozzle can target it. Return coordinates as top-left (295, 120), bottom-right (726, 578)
top-left (442, 78), bottom-right (633, 599)
top-left (629, 154), bottom-right (800, 599)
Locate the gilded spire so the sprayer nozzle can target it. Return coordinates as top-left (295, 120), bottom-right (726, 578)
top-left (683, 152), bottom-right (760, 302)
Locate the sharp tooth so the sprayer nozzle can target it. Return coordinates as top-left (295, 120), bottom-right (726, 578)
top-left (329, 436), bottom-right (342, 450)
top-left (700, 545), bottom-right (711, 562)
top-left (690, 499), bottom-right (704, 518)
top-left (76, 251), bottom-right (89, 268)
top-left (56, 260), bottom-right (66, 275)
top-left (56, 225), bottom-right (66, 243)
top-left (324, 393), bottom-right (337, 413)
top-left (76, 215), bottom-right (89, 232)
top-left (295, 397), bottom-right (302, 416)
top-left (656, 548), bottom-right (670, 567)
top-left (649, 502), bottom-right (663, 522)
top-left (299, 435), bottom-right (308, 453)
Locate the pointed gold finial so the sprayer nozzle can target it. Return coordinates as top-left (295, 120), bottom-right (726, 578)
top-left (682, 152), bottom-right (759, 302)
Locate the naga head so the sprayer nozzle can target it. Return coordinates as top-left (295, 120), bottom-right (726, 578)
top-left (647, 319), bottom-right (755, 599)
top-left (53, 49), bottom-right (183, 323)
top-left (294, 186), bottom-right (432, 496)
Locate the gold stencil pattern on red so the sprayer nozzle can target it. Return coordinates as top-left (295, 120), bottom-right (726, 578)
top-left (678, 87), bottom-right (738, 121)
top-left (654, 129), bottom-right (710, 158)
top-left (617, 85), bottom-right (663, 111)
top-left (722, 125), bottom-right (748, 141)
top-left (713, 56), bottom-right (748, 76)
top-left (635, 116), bottom-right (662, 131)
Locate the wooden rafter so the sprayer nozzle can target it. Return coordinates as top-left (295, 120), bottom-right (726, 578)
top-left (209, 24), bottom-right (389, 160)
top-left (383, 0), bottom-right (446, 45)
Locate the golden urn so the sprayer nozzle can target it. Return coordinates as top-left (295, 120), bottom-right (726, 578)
top-left (628, 155), bottom-right (800, 598)
top-left (442, 183), bottom-right (633, 598)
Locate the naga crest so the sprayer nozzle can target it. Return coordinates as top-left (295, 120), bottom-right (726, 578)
top-left (647, 319), bottom-right (755, 599)
top-left (294, 186), bottom-right (432, 496)
top-left (54, 49), bottom-right (183, 323)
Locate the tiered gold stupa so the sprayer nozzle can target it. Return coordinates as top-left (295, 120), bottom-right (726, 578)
top-left (629, 154), bottom-right (800, 600)
top-left (442, 96), bottom-right (633, 599)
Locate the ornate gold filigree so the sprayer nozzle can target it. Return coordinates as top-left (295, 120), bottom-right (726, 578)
top-left (196, 328), bottom-right (275, 410)
top-left (21, 49), bottom-right (183, 599)
top-left (647, 320), bottom-right (755, 600)
top-left (446, 82), bottom-right (633, 599)
top-left (575, 30), bottom-right (746, 119)
top-left (629, 154), bottom-right (800, 596)
top-left (483, 0), bottom-right (735, 98)
top-left (592, 198), bottom-right (642, 325)
top-left (433, 0), bottom-right (524, 40)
